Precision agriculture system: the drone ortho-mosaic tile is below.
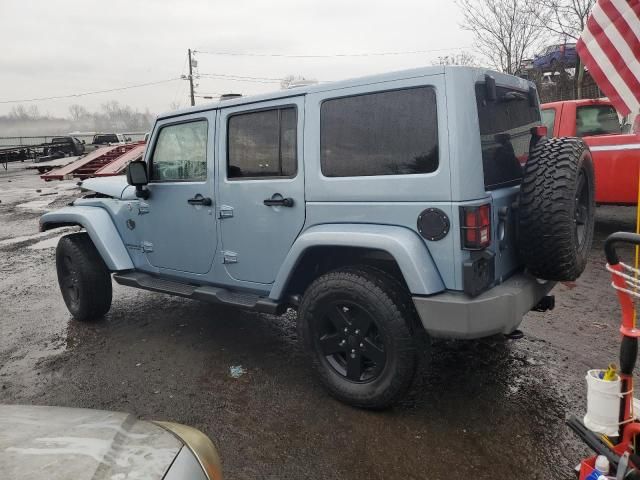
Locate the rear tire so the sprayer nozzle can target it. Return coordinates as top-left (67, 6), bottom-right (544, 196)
top-left (298, 266), bottom-right (418, 409)
top-left (518, 137), bottom-right (595, 281)
top-left (56, 232), bottom-right (112, 321)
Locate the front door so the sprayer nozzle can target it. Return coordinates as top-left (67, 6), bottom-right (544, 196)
top-left (138, 113), bottom-right (217, 274)
top-left (217, 97), bottom-right (305, 284)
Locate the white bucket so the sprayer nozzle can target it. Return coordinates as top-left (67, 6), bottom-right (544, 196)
top-left (584, 369), bottom-right (622, 436)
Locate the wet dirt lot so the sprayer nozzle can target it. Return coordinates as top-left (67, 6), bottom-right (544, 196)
top-left (0, 161), bottom-right (635, 479)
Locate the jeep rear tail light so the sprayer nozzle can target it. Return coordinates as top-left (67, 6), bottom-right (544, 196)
top-left (531, 125), bottom-right (548, 137)
top-left (460, 204), bottom-right (491, 250)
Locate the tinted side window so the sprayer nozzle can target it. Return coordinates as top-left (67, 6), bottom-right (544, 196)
top-left (227, 107), bottom-right (297, 179)
top-left (576, 105), bottom-right (620, 137)
top-left (320, 87), bottom-right (438, 177)
top-left (150, 120), bottom-right (208, 182)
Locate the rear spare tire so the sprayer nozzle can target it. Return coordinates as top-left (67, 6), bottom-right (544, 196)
top-left (518, 137), bottom-right (595, 281)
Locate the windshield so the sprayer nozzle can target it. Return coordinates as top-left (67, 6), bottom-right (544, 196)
top-left (475, 83), bottom-right (541, 190)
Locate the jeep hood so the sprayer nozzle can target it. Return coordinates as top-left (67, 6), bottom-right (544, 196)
top-left (80, 176), bottom-right (136, 200)
top-left (0, 405), bottom-right (183, 480)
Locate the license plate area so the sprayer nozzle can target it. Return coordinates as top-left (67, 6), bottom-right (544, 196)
top-left (463, 251), bottom-right (495, 297)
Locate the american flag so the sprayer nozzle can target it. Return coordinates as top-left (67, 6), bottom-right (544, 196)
top-left (576, 0), bottom-right (640, 116)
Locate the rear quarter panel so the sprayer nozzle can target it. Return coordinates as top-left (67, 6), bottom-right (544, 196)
top-left (302, 72), bottom-right (460, 289)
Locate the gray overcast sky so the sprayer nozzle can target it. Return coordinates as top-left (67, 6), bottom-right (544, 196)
top-left (0, 0), bottom-right (473, 117)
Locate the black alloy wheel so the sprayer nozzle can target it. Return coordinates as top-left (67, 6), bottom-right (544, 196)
top-left (298, 266), bottom-right (419, 409)
top-left (315, 301), bottom-right (386, 383)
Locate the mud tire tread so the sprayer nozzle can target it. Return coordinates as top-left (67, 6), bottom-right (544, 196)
top-left (518, 136), bottom-right (595, 281)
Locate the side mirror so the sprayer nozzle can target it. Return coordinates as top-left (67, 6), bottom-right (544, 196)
top-left (82, 140), bottom-right (86, 144)
top-left (126, 137), bottom-right (132, 142)
top-left (126, 161), bottom-right (150, 199)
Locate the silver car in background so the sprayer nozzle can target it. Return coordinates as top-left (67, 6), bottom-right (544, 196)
top-left (0, 405), bottom-right (222, 480)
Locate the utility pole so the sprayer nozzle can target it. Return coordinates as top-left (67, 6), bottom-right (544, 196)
top-left (188, 49), bottom-right (195, 106)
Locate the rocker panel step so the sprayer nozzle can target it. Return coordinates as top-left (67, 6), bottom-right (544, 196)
top-left (114, 271), bottom-right (196, 296)
top-left (113, 271), bottom-right (282, 314)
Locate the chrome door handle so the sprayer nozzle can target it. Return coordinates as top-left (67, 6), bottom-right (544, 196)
top-left (187, 194), bottom-right (213, 206)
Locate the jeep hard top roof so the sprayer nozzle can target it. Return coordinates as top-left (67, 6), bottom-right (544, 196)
top-left (158, 65), bottom-right (535, 120)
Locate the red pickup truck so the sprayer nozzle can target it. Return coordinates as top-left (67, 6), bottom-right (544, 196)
top-left (541, 98), bottom-right (640, 205)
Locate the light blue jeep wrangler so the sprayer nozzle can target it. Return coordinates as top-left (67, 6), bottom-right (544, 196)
top-left (41, 66), bottom-right (595, 408)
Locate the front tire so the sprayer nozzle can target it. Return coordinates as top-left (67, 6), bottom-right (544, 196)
top-left (298, 266), bottom-right (418, 409)
top-left (56, 232), bottom-right (112, 321)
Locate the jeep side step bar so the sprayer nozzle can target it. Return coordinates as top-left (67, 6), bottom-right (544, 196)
top-left (112, 271), bottom-right (284, 315)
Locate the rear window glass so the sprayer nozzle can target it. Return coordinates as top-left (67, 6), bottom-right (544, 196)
top-left (576, 105), bottom-right (620, 137)
top-left (320, 87), bottom-right (438, 177)
top-left (475, 83), bottom-right (541, 190)
top-left (541, 108), bottom-right (556, 135)
top-left (94, 134), bottom-right (118, 144)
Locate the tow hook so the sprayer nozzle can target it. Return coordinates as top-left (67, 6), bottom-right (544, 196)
top-left (532, 295), bottom-right (555, 312)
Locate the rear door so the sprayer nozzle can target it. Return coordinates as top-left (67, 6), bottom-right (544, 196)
top-left (475, 80), bottom-right (542, 281)
top-left (216, 96), bottom-right (305, 284)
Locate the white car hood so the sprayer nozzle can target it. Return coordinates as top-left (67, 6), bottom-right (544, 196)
top-left (80, 176), bottom-right (135, 200)
top-left (0, 405), bottom-right (183, 480)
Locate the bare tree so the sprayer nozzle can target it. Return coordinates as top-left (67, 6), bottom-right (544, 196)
top-left (8, 105), bottom-right (41, 120)
top-left (432, 51), bottom-right (479, 67)
top-left (27, 105), bottom-right (40, 119)
top-left (532, 0), bottom-right (595, 98)
top-left (458, 0), bottom-right (546, 74)
top-left (68, 104), bottom-right (89, 121)
top-left (535, 0), bottom-right (594, 40)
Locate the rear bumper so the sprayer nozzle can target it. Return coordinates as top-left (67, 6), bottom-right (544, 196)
top-left (412, 273), bottom-right (555, 339)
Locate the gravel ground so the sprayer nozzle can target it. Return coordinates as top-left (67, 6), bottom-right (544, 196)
top-left (0, 161), bottom-right (637, 479)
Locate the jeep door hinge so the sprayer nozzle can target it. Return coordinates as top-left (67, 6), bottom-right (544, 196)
top-left (141, 241), bottom-right (154, 253)
top-left (222, 251), bottom-right (238, 264)
top-left (138, 202), bottom-right (150, 215)
top-left (219, 205), bottom-right (234, 219)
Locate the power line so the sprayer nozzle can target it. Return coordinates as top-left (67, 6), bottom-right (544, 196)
top-left (0, 78), bottom-right (181, 104)
top-left (198, 72), bottom-right (285, 81)
top-left (194, 46), bottom-right (470, 58)
top-left (198, 74), bottom-right (281, 84)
